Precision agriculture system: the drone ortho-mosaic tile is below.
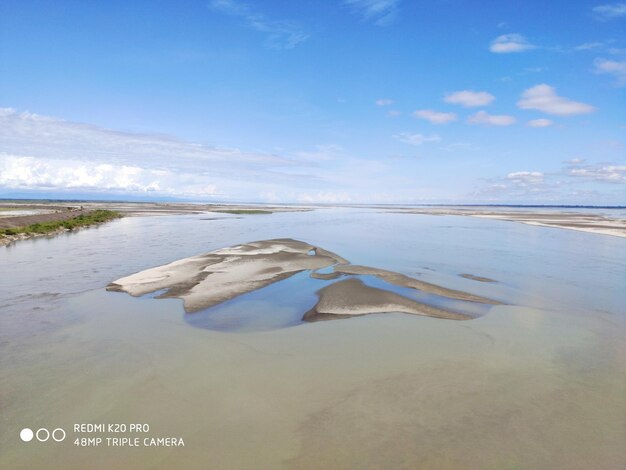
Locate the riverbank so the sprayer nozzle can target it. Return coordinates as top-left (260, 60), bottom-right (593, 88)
top-left (0, 209), bottom-right (122, 246)
top-left (0, 201), bottom-right (315, 246)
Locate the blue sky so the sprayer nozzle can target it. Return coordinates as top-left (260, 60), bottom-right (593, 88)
top-left (0, 0), bottom-right (624, 204)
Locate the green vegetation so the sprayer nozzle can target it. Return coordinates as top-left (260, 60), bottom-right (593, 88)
top-left (0, 210), bottom-right (122, 236)
top-left (214, 209), bottom-right (272, 215)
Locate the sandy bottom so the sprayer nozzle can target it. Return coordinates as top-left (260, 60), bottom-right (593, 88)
top-left (1, 287), bottom-right (624, 470)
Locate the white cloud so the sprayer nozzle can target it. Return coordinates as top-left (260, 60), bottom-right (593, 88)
top-left (574, 42), bottom-right (605, 51)
top-left (375, 98), bottom-right (394, 106)
top-left (475, 160), bottom-right (625, 203)
top-left (209, 0), bottom-right (308, 49)
top-left (291, 144), bottom-right (343, 162)
top-left (386, 110), bottom-right (401, 117)
top-left (506, 171), bottom-right (544, 184)
top-left (444, 90), bottom-right (495, 107)
top-left (393, 132), bottom-right (441, 146)
top-left (527, 118), bottom-right (553, 127)
top-left (476, 171), bottom-right (548, 199)
top-left (594, 58), bottom-right (626, 85)
top-left (567, 164), bottom-right (626, 183)
top-left (467, 111), bottom-right (516, 126)
top-left (0, 108), bottom-right (295, 173)
top-left (593, 3), bottom-right (626, 20)
top-left (0, 154), bottom-right (194, 195)
top-left (0, 108), bottom-right (320, 199)
top-left (2, 108), bottom-right (457, 203)
top-left (412, 109), bottom-right (457, 124)
top-left (489, 34), bottom-right (535, 53)
top-left (517, 84), bottom-right (595, 116)
top-left (344, 0), bottom-right (400, 26)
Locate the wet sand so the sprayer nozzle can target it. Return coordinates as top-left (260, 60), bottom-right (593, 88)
top-left (459, 273), bottom-right (497, 282)
top-left (387, 207), bottom-right (626, 238)
top-left (303, 278), bottom-right (471, 321)
top-left (334, 265), bottom-right (500, 304)
top-left (109, 239), bottom-right (499, 322)
top-left (108, 239), bottom-right (347, 312)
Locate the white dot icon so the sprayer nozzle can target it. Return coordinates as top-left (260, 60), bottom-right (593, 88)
top-left (20, 428), bottom-right (34, 442)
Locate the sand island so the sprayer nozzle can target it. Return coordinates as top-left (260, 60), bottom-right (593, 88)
top-left (108, 238), bottom-right (501, 323)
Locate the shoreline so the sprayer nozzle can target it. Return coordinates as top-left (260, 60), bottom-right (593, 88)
top-left (385, 207), bottom-right (626, 238)
top-left (0, 209), bottom-right (122, 247)
top-left (2, 201), bottom-right (624, 246)
top-left (0, 202), bottom-right (313, 246)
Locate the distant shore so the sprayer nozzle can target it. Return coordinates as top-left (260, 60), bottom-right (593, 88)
top-left (384, 207), bottom-right (626, 238)
top-left (1, 201), bottom-right (624, 245)
top-left (0, 208), bottom-right (122, 246)
top-left (0, 201), bottom-right (313, 246)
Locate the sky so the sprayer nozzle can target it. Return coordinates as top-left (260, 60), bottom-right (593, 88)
top-left (0, 0), bottom-right (624, 204)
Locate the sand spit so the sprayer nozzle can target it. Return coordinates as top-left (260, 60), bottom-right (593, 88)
top-left (109, 239), bottom-right (500, 323)
top-left (460, 273), bottom-right (497, 283)
top-left (388, 207), bottom-right (626, 238)
top-left (303, 278), bottom-right (472, 322)
top-left (334, 265), bottom-right (501, 305)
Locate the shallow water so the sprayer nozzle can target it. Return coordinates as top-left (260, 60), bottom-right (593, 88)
top-left (1, 208), bottom-right (625, 469)
top-left (184, 270), bottom-right (324, 332)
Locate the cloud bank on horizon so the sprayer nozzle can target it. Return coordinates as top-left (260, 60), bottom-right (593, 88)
top-left (0, 1), bottom-right (624, 204)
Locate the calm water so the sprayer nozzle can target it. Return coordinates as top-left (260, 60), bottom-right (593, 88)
top-left (1, 209), bottom-right (625, 469)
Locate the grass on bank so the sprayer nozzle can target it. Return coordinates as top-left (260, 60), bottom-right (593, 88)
top-left (214, 209), bottom-right (272, 215)
top-left (0, 210), bottom-right (122, 236)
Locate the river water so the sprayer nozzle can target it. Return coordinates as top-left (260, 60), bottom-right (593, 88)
top-left (1, 208), bottom-right (624, 469)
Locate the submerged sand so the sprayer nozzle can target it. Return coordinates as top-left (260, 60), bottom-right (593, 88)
top-left (459, 273), bottom-right (497, 282)
top-left (109, 239), bottom-right (500, 323)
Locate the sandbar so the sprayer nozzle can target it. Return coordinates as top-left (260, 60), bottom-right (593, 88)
top-left (460, 273), bottom-right (497, 282)
top-left (334, 265), bottom-right (501, 304)
top-left (386, 207), bottom-right (626, 238)
top-left (303, 278), bottom-right (472, 321)
top-left (108, 238), bottom-right (500, 323)
top-left (108, 239), bottom-right (347, 312)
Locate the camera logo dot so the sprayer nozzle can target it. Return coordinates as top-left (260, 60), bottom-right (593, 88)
top-left (20, 427), bottom-right (66, 443)
top-left (20, 428), bottom-right (34, 442)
